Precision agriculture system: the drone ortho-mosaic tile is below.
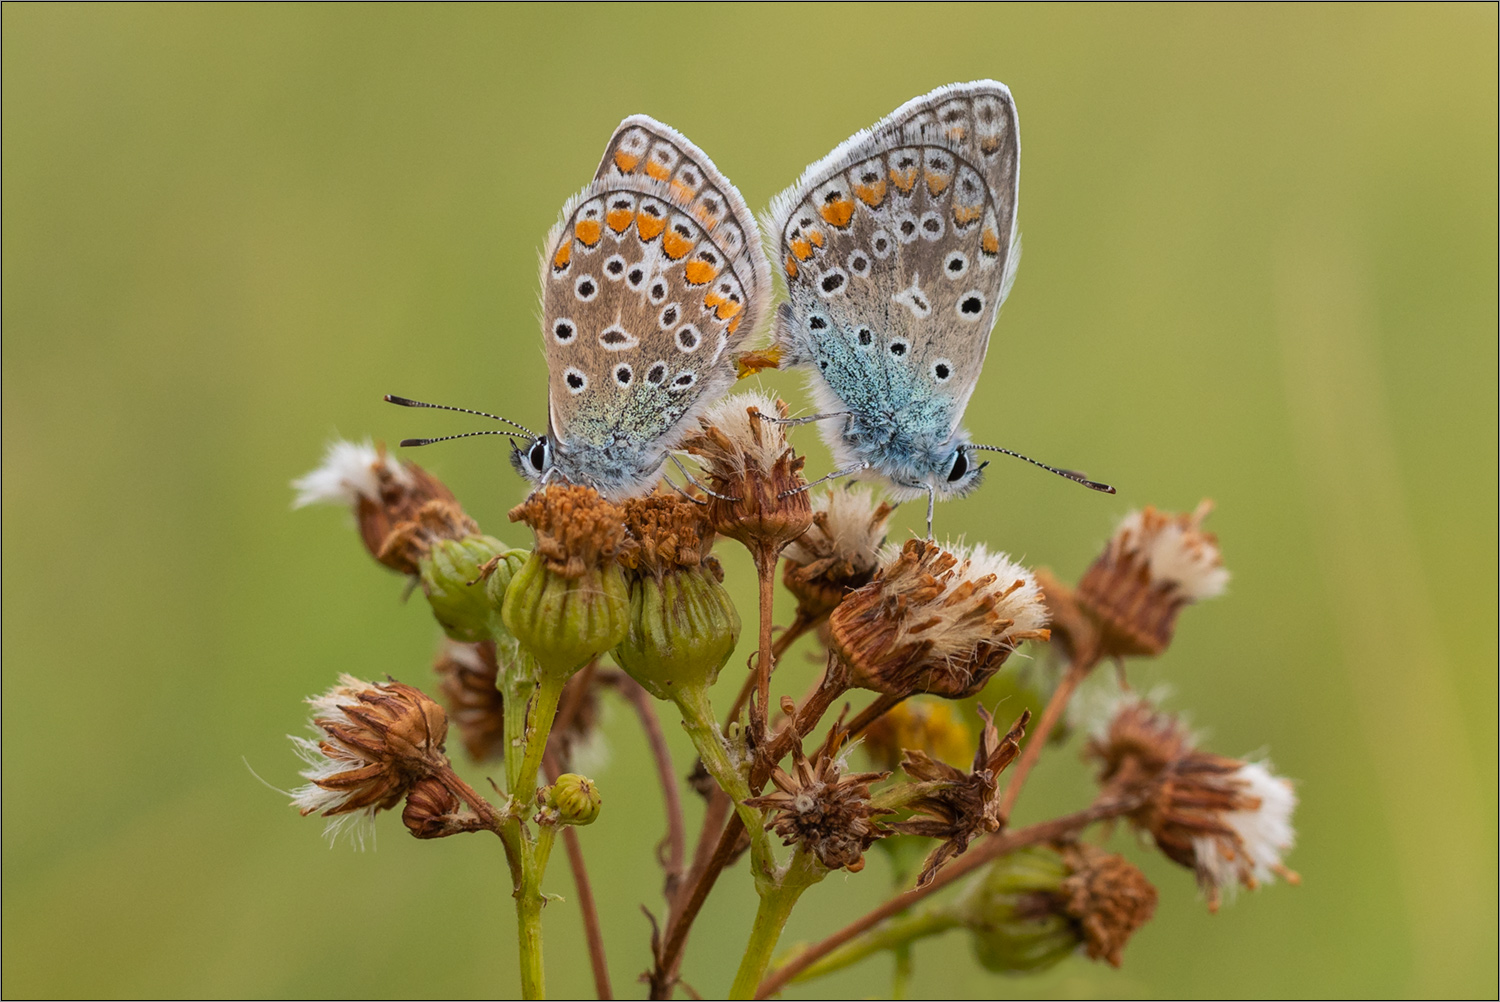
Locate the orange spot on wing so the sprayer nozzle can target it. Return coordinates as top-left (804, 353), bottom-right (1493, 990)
top-left (636, 211), bottom-right (667, 242)
top-left (790, 238), bottom-right (813, 262)
top-left (614, 150), bottom-right (640, 172)
top-left (645, 160), bottom-right (671, 180)
top-left (819, 198), bottom-right (855, 228)
top-left (808, 229), bottom-right (825, 249)
top-left (726, 313), bottom-right (742, 334)
top-left (714, 299), bottom-right (742, 321)
top-left (552, 243), bottom-right (571, 270)
top-left (953, 203), bottom-right (984, 225)
top-left (854, 179), bottom-right (887, 207)
top-left (979, 135), bottom-right (1002, 154)
top-left (607, 208), bottom-right (633, 233)
top-left (691, 204), bottom-right (721, 230)
top-left (890, 165), bottom-right (918, 193)
top-left (981, 227), bottom-right (1001, 255)
top-left (574, 219), bottom-right (602, 247)
top-left (684, 260), bottom-right (718, 285)
top-left (661, 228), bottom-right (694, 260)
top-left (670, 178), bottom-right (697, 203)
top-left (925, 171), bottom-right (951, 197)
top-left (784, 255), bottom-right (799, 278)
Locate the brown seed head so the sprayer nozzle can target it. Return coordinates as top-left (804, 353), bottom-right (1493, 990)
top-left (618, 494), bottom-right (718, 580)
top-left (1058, 844), bottom-right (1158, 967)
top-left (1075, 501), bottom-right (1227, 657)
top-left (509, 483), bottom-right (628, 579)
top-left (682, 392), bottom-right (812, 561)
top-left (1087, 699), bottom-right (1298, 910)
top-left (887, 708), bottom-right (1029, 885)
top-left (782, 486), bottom-right (895, 620)
top-left (291, 440), bottom-right (479, 575)
top-left (745, 715), bottom-right (892, 872)
top-left (433, 639), bottom-right (506, 762)
top-left (401, 775), bottom-right (464, 839)
top-left (291, 675), bottom-right (449, 839)
top-left (829, 539), bottom-right (1049, 699)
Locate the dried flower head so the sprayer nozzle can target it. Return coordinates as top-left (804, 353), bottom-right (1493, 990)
top-left (829, 539), bottom-right (1050, 699)
top-left (961, 843), bottom-right (1156, 972)
top-left (745, 714), bottom-right (892, 872)
top-left (401, 775), bottom-right (465, 839)
top-left (782, 486), bottom-right (896, 620)
top-left (1058, 844), bottom-right (1158, 967)
top-left (682, 391), bottom-right (812, 563)
top-left (618, 494), bottom-right (718, 579)
top-left (509, 483), bottom-right (629, 579)
top-left (289, 674), bottom-right (449, 843)
top-left (433, 639), bottom-right (506, 762)
top-left (1087, 699), bottom-right (1298, 910)
top-left (887, 708), bottom-right (1029, 885)
top-left (292, 439), bottom-right (479, 575)
top-left (861, 698), bottom-right (974, 773)
top-left (1075, 501), bottom-right (1228, 657)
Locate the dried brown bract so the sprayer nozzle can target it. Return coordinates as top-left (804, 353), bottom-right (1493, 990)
top-left (434, 639), bottom-right (506, 762)
top-left (1075, 501), bottom-right (1228, 657)
top-left (745, 711), bottom-right (892, 872)
top-left (290, 675), bottom-right (449, 841)
top-left (1088, 699), bottom-right (1298, 910)
top-left (782, 486), bottom-right (895, 621)
top-left (888, 708), bottom-right (1029, 886)
top-left (402, 775), bottom-right (467, 839)
top-left (682, 392), bottom-right (812, 564)
top-left (618, 494), bottom-right (718, 579)
top-left (292, 440), bottom-right (478, 575)
top-left (829, 539), bottom-right (1049, 699)
top-left (509, 483), bottom-right (628, 579)
top-left (1058, 844), bottom-right (1158, 967)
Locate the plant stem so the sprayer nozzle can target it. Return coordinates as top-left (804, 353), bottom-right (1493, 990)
top-left (544, 751), bottom-right (611, 1000)
top-left (788, 907), bottom-right (956, 985)
top-left (726, 611), bottom-right (820, 726)
top-left (673, 684), bottom-right (767, 864)
top-left (728, 851), bottom-right (823, 999)
top-left (749, 549), bottom-right (778, 744)
top-left (892, 942), bottom-right (913, 999)
top-left (514, 668), bottom-right (568, 803)
top-left (516, 843), bottom-right (547, 1000)
top-left (621, 677), bottom-right (686, 896)
top-left (996, 650), bottom-right (1099, 823)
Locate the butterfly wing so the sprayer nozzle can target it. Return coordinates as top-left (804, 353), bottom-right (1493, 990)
top-left (765, 82), bottom-right (1019, 465)
top-left (539, 116), bottom-right (770, 498)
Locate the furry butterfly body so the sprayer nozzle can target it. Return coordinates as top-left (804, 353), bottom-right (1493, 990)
top-left (766, 81), bottom-right (1022, 506)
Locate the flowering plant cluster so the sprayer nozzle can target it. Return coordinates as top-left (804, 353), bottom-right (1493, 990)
top-left (286, 398), bottom-right (1297, 999)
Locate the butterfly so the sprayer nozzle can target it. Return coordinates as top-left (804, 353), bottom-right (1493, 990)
top-left (764, 80), bottom-right (1112, 531)
top-left (389, 115), bottom-right (770, 501)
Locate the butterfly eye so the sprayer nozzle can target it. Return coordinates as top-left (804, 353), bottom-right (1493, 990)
top-left (528, 439), bottom-right (548, 472)
top-left (946, 449), bottom-right (969, 483)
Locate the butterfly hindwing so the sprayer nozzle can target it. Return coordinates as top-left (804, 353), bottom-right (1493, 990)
top-left (539, 116), bottom-right (769, 497)
top-left (766, 82), bottom-right (1019, 479)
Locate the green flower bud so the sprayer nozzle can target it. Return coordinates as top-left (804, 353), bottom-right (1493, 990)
top-left (502, 550), bottom-right (629, 678)
top-left (615, 569), bottom-right (740, 701)
top-left (418, 535), bottom-right (515, 642)
top-left (501, 485), bottom-right (631, 680)
top-left (540, 773), bottom-right (602, 826)
top-left (959, 846), bottom-right (1079, 974)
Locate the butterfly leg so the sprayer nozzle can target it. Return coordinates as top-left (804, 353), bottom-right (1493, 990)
top-left (753, 409), bottom-right (854, 429)
top-left (924, 483), bottom-right (936, 540)
top-left (661, 473), bottom-right (710, 506)
top-left (779, 460), bottom-right (870, 499)
top-left (668, 453), bottom-right (740, 502)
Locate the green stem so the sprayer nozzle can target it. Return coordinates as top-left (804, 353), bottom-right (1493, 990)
top-left (513, 662), bottom-right (567, 802)
top-left (672, 683), bottom-right (775, 880)
top-left (729, 851), bottom-right (823, 999)
top-left (516, 852), bottom-right (546, 1000)
top-left (892, 942), bottom-right (912, 1000)
top-left (784, 908), bottom-right (957, 985)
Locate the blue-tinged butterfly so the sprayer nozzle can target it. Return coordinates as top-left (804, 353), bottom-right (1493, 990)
top-left (764, 81), bottom-right (1112, 531)
top-left (389, 115), bottom-right (771, 501)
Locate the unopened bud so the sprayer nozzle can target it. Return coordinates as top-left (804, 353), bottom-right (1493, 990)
top-left (418, 536), bottom-right (521, 642)
top-left (539, 773), bottom-right (602, 826)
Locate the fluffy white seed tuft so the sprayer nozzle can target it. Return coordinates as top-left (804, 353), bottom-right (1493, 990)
top-left (291, 439), bottom-right (411, 509)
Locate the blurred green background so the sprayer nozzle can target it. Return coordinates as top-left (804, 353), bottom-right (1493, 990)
top-left (4, 5), bottom-right (1495, 998)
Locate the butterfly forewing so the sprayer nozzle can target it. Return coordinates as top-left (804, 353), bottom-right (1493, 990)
top-left (540, 116), bottom-right (769, 497)
top-left (767, 82), bottom-right (1019, 456)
